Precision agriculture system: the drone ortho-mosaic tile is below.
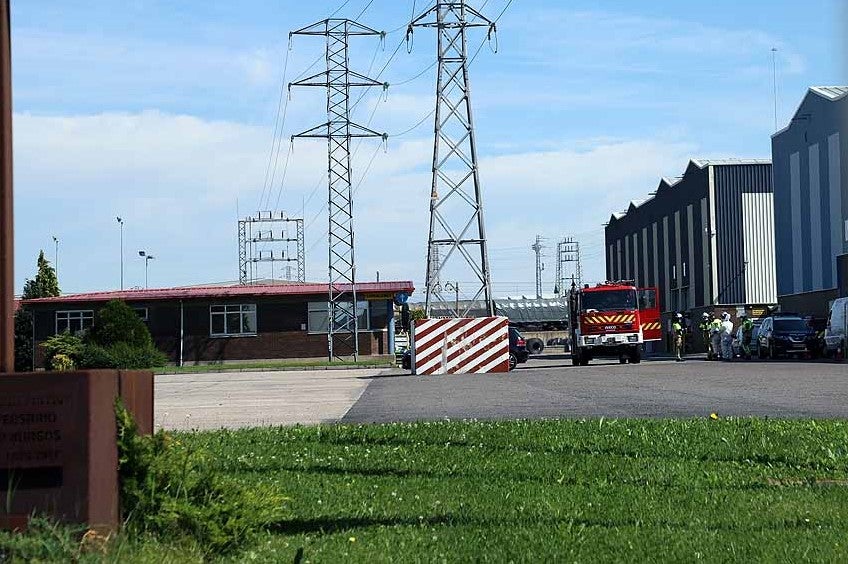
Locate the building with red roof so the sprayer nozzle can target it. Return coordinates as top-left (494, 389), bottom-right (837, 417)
top-left (23, 280), bottom-right (414, 366)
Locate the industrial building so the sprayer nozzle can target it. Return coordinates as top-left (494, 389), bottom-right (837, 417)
top-left (605, 159), bottom-right (776, 351)
top-left (771, 86), bottom-right (848, 317)
top-left (22, 281), bottom-right (414, 367)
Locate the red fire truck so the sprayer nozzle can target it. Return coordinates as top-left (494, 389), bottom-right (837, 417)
top-left (567, 281), bottom-right (661, 365)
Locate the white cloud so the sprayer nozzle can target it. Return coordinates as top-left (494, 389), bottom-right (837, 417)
top-left (13, 109), bottom-right (697, 298)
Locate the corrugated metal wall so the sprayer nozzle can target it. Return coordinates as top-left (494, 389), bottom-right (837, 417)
top-left (713, 163), bottom-right (774, 304)
top-left (773, 92), bottom-right (848, 302)
top-left (742, 192), bottom-right (778, 304)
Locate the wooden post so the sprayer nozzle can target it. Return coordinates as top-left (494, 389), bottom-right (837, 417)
top-left (0, 0), bottom-right (14, 373)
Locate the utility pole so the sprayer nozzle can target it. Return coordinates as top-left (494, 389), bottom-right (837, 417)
top-left (116, 216), bottom-right (124, 290)
top-left (532, 235), bottom-right (544, 299)
top-left (289, 18), bottom-right (387, 361)
top-left (408, 0), bottom-right (497, 318)
top-left (771, 47), bottom-right (778, 131)
top-left (52, 235), bottom-right (59, 281)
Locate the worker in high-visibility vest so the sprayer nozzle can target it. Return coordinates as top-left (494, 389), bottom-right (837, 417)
top-left (740, 313), bottom-right (754, 360)
top-left (673, 313), bottom-right (686, 362)
top-left (699, 312), bottom-right (714, 360)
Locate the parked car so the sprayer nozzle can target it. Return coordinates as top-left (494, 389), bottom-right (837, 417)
top-left (509, 326), bottom-right (530, 370)
top-left (824, 297), bottom-right (848, 358)
top-left (757, 314), bottom-right (818, 359)
top-left (731, 321), bottom-right (761, 359)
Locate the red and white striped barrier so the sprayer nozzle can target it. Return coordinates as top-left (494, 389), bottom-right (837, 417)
top-left (412, 316), bottom-right (510, 375)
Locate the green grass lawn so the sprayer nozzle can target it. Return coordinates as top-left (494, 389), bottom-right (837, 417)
top-left (4, 418), bottom-right (848, 562)
top-left (154, 357), bottom-right (395, 374)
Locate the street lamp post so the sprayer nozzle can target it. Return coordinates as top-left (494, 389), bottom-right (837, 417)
top-left (52, 235), bottom-right (58, 280)
top-left (117, 217), bottom-right (124, 290)
top-left (138, 250), bottom-right (155, 289)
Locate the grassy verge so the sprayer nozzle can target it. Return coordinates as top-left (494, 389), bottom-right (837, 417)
top-left (3, 418), bottom-right (848, 562)
top-left (154, 358), bottom-right (395, 374)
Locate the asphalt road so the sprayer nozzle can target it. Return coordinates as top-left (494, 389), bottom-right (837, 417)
top-left (341, 354), bottom-right (848, 423)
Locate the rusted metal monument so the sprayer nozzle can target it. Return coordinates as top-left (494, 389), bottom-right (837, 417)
top-left (0, 0), bottom-right (154, 531)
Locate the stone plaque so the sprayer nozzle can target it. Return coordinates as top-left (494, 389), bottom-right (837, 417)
top-left (0, 370), bottom-right (153, 531)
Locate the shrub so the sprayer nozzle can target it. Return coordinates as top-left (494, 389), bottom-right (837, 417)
top-left (42, 333), bottom-right (84, 371)
top-left (78, 342), bottom-right (118, 369)
top-left (51, 354), bottom-right (75, 371)
top-left (80, 342), bottom-right (168, 370)
top-left (115, 401), bottom-right (285, 554)
top-left (89, 300), bottom-right (152, 348)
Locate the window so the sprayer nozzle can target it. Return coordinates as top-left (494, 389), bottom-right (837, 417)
top-left (134, 307), bottom-right (149, 321)
top-left (56, 310), bottom-right (94, 335)
top-left (210, 304), bottom-right (256, 337)
top-left (307, 301), bottom-right (369, 333)
top-left (580, 290), bottom-right (637, 313)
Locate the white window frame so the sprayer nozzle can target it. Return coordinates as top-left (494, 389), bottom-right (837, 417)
top-left (55, 310), bottom-right (94, 335)
top-left (134, 307), bottom-right (149, 321)
top-left (209, 304), bottom-right (257, 337)
top-left (307, 301), bottom-right (370, 334)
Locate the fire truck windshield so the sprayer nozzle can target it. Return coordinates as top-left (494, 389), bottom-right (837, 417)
top-left (581, 289), bottom-right (637, 312)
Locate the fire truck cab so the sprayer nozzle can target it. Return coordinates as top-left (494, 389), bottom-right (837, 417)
top-left (568, 281), bottom-right (661, 366)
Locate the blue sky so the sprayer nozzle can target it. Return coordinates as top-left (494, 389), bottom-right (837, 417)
top-left (10, 0), bottom-right (845, 298)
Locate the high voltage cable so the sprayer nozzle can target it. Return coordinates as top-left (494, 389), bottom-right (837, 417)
top-left (355, 0), bottom-right (374, 19)
top-left (493, 0), bottom-right (514, 23)
top-left (258, 45), bottom-right (290, 211)
top-left (329, 0), bottom-right (351, 17)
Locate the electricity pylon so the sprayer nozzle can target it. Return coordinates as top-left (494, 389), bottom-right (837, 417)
top-left (290, 18), bottom-right (387, 361)
top-left (408, 1), bottom-right (496, 318)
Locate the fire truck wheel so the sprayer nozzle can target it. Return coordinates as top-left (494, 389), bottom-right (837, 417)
top-left (630, 347), bottom-right (642, 364)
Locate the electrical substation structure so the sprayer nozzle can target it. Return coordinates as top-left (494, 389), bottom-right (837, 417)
top-left (408, 1), bottom-right (497, 318)
top-left (238, 211), bottom-right (305, 284)
top-left (289, 18), bottom-right (387, 361)
top-left (555, 237), bottom-right (582, 295)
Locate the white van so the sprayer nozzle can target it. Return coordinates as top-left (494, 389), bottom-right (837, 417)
top-left (824, 297), bottom-right (848, 358)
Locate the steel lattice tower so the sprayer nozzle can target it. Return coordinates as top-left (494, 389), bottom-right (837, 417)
top-left (408, 1), bottom-right (496, 318)
top-left (238, 211), bottom-right (305, 284)
top-left (290, 19), bottom-right (386, 361)
top-left (555, 237), bottom-right (582, 295)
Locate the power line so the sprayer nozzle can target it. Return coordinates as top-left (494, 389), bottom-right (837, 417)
top-left (355, 0), bottom-right (375, 19)
top-left (329, 0), bottom-right (351, 17)
top-left (258, 44), bottom-right (291, 211)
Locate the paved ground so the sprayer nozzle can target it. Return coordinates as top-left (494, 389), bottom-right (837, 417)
top-left (154, 356), bottom-right (848, 430)
top-left (342, 354), bottom-right (848, 423)
top-left (154, 368), bottom-right (380, 430)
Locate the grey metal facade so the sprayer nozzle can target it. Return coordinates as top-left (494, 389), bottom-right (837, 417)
top-left (605, 160), bottom-right (776, 314)
top-left (771, 87), bottom-right (848, 310)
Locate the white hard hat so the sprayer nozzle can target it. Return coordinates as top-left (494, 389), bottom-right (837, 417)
top-left (722, 312), bottom-right (731, 321)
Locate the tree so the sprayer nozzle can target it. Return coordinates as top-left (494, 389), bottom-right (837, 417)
top-left (89, 300), bottom-right (153, 349)
top-left (22, 250), bottom-right (60, 299)
top-left (15, 251), bottom-right (61, 371)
